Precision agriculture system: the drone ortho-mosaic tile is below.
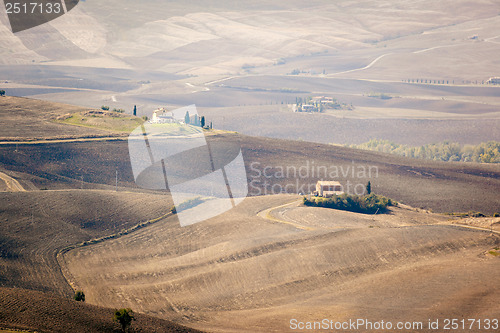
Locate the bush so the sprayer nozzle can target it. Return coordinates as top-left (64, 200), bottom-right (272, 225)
top-left (303, 193), bottom-right (395, 214)
top-left (101, 105), bottom-right (110, 111)
top-left (494, 213), bottom-right (500, 217)
top-left (0, 90), bottom-right (5, 96)
top-left (74, 290), bottom-right (85, 302)
top-left (114, 308), bottom-right (135, 332)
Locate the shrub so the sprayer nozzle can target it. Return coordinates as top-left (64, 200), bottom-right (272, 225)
top-left (493, 213), bottom-right (500, 217)
top-left (74, 290), bottom-right (85, 302)
top-left (114, 308), bottom-right (135, 332)
top-left (467, 211), bottom-right (485, 218)
top-left (101, 105), bottom-right (110, 111)
top-left (303, 193), bottom-right (395, 214)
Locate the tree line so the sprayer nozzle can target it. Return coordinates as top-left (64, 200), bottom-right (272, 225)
top-left (349, 139), bottom-right (500, 163)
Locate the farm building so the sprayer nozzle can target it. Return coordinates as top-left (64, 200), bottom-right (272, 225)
top-left (487, 77), bottom-right (500, 85)
top-left (315, 181), bottom-right (343, 197)
top-left (151, 108), bottom-right (177, 123)
top-left (311, 96), bottom-right (334, 104)
top-left (301, 104), bottom-right (316, 112)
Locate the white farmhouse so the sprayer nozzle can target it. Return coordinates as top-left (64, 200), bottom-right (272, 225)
top-left (151, 108), bottom-right (177, 123)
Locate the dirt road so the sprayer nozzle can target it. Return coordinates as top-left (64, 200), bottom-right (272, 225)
top-left (0, 171), bottom-right (25, 192)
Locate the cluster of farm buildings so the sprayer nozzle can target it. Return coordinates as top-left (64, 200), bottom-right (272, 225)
top-left (150, 107), bottom-right (205, 126)
top-left (293, 96), bottom-right (335, 113)
top-left (487, 77), bottom-right (500, 85)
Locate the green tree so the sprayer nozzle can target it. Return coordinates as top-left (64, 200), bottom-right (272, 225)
top-left (201, 116), bottom-right (205, 127)
top-left (184, 111), bottom-right (190, 124)
top-left (133, 105), bottom-right (137, 116)
top-left (114, 308), bottom-right (135, 332)
top-left (0, 90), bottom-right (5, 96)
top-left (101, 105), bottom-right (109, 111)
top-left (74, 290), bottom-right (85, 302)
top-left (366, 181), bottom-right (371, 195)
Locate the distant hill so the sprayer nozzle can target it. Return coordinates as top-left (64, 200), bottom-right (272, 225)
top-left (0, 287), bottom-right (203, 333)
top-left (1, 0), bottom-right (499, 77)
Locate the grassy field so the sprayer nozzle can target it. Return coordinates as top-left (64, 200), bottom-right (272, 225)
top-left (0, 96), bottom-right (128, 141)
top-left (58, 110), bottom-right (145, 133)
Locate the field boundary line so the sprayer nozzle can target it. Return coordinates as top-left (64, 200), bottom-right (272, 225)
top-left (0, 137), bottom-right (126, 145)
top-left (449, 222), bottom-right (500, 235)
top-left (56, 210), bottom-right (175, 292)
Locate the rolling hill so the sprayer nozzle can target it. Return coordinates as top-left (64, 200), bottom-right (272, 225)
top-left (0, 81), bottom-right (498, 332)
top-left (1, 0), bottom-right (499, 330)
top-left (60, 194), bottom-right (500, 332)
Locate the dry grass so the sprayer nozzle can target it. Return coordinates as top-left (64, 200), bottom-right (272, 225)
top-left (0, 97), bottom-right (126, 141)
top-left (0, 190), bottom-right (173, 296)
top-left (57, 109), bottom-right (145, 133)
top-left (0, 287), bottom-right (203, 333)
top-left (61, 194), bottom-right (500, 332)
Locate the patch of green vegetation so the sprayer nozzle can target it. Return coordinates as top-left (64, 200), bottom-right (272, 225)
top-left (445, 211), bottom-right (487, 218)
top-left (303, 193), bottom-right (396, 214)
top-left (146, 123), bottom-right (203, 137)
top-left (488, 250), bottom-right (499, 257)
top-left (350, 139), bottom-right (500, 163)
top-left (57, 113), bottom-right (145, 133)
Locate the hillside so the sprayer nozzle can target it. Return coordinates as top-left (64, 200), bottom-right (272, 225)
top-left (0, 98), bottom-right (498, 332)
top-left (0, 96), bottom-right (140, 141)
top-left (2, 1), bottom-right (499, 147)
top-left (61, 194), bottom-right (500, 332)
top-left (0, 287), bottom-right (203, 333)
top-left (1, 131), bottom-right (498, 214)
top-left (1, 2), bottom-right (499, 331)
top-left (1, 0), bottom-right (499, 79)
top-left (0, 190), bottom-right (173, 296)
